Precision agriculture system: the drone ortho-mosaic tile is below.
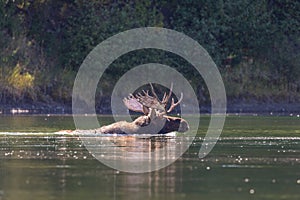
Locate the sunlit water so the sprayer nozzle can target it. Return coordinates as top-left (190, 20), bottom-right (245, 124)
top-left (0, 115), bottom-right (300, 200)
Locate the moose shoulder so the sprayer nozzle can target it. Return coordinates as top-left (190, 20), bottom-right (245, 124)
top-left (97, 83), bottom-right (189, 134)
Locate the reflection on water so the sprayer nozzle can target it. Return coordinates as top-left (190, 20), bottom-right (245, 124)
top-left (0, 134), bottom-right (185, 200)
top-left (1, 133), bottom-right (300, 200)
top-left (1, 115), bottom-right (300, 199)
top-left (77, 131), bottom-right (193, 173)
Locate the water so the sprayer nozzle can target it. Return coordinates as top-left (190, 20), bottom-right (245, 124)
top-left (0, 115), bottom-right (300, 200)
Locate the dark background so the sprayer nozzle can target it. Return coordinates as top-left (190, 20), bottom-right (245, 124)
top-left (0, 0), bottom-right (299, 113)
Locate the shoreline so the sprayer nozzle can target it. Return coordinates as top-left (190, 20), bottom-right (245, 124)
top-left (1, 101), bottom-right (299, 116)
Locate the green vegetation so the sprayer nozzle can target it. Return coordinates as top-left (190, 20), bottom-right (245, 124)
top-left (0, 0), bottom-right (299, 106)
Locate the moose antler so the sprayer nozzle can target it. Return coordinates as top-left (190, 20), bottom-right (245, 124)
top-left (123, 83), bottom-right (183, 116)
top-left (167, 93), bottom-right (183, 113)
top-left (123, 94), bottom-right (145, 113)
top-left (149, 83), bottom-right (183, 113)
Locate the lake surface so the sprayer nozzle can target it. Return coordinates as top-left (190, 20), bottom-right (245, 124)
top-left (0, 115), bottom-right (300, 200)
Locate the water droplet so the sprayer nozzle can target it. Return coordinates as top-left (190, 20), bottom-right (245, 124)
top-left (272, 179), bottom-right (276, 183)
top-left (206, 166), bottom-right (211, 171)
top-left (244, 178), bottom-right (250, 183)
top-left (296, 179), bottom-right (300, 184)
top-left (249, 189), bottom-right (255, 194)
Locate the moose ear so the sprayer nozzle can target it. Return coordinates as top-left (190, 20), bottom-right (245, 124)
top-left (123, 95), bottom-right (145, 114)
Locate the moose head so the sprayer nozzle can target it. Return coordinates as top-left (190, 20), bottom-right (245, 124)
top-left (99, 83), bottom-right (189, 134)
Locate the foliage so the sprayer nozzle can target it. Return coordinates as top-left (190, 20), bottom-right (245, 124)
top-left (0, 0), bottom-right (299, 106)
top-left (7, 63), bottom-right (35, 98)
